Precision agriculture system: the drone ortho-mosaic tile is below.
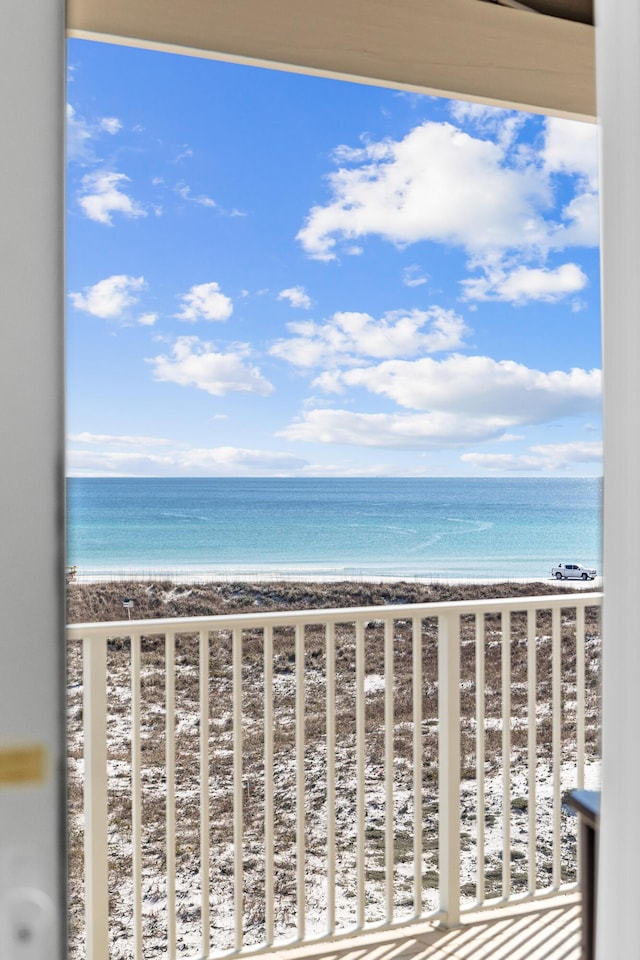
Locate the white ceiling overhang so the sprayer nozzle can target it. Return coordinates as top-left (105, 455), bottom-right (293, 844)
top-left (66, 0), bottom-right (595, 121)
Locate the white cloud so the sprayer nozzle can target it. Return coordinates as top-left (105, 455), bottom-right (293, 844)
top-left (311, 371), bottom-right (346, 394)
top-left (548, 190), bottom-right (600, 249)
top-left (138, 313), bottom-right (158, 326)
top-left (148, 336), bottom-right (274, 397)
top-left (175, 282), bottom-right (233, 322)
top-left (175, 182), bottom-right (216, 208)
top-left (542, 116), bottom-right (599, 189)
top-left (68, 432), bottom-right (170, 446)
top-left (278, 286), bottom-right (312, 309)
top-left (100, 117), bottom-right (122, 135)
top-left (298, 461), bottom-right (416, 478)
top-left (449, 101), bottom-right (510, 126)
top-left (69, 275), bottom-right (146, 319)
top-left (66, 450), bottom-right (174, 476)
top-left (531, 440), bottom-right (602, 462)
top-left (67, 445), bottom-right (307, 477)
top-left (67, 105), bottom-right (123, 163)
top-left (337, 354), bottom-right (601, 422)
top-left (461, 262), bottom-right (588, 304)
top-left (297, 121), bottom-right (553, 261)
top-left (279, 389), bottom-right (601, 451)
top-left (180, 447), bottom-right (307, 474)
top-left (448, 101), bottom-right (526, 149)
top-left (66, 104), bottom-right (95, 163)
top-left (460, 452), bottom-right (545, 472)
top-left (402, 265), bottom-right (428, 287)
top-left (297, 117), bottom-right (600, 304)
top-left (270, 307), bottom-right (469, 368)
top-left (461, 440), bottom-right (602, 472)
top-left (78, 171), bottom-right (146, 225)
top-left (278, 408), bottom-right (514, 449)
top-left (541, 117), bottom-right (600, 250)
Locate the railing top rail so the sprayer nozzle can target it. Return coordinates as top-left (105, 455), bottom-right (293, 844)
top-left (66, 591), bottom-right (602, 638)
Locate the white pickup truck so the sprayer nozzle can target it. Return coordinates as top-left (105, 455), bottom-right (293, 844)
top-left (551, 562), bottom-right (597, 581)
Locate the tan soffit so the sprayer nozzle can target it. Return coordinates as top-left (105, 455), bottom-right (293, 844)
top-left (66, 0), bottom-right (595, 121)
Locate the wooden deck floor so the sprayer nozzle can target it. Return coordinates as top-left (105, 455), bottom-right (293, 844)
top-left (273, 894), bottom-right (582, 960)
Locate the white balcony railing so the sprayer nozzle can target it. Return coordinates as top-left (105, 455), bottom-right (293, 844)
top-left (66, 592), bottom-right (602, 960)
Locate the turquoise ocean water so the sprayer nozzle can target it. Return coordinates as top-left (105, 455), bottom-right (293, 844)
top-left (66, 477), bottom-right (602, 581)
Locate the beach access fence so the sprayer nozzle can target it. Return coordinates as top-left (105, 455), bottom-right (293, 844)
top-left (66, 591), bottom-right (602, 960)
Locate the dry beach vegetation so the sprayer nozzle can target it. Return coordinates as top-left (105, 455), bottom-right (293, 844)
top-left (66, 580), bottom-right (601, 957)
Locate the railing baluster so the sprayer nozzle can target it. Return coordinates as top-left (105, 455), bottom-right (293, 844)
top-left (438, 610), bottom-right (461, 926)
top-left (199, 630), bottom-right (210, 957)
top-left (83, 634), bottom-right (109, 960)
top-left (232, 627), bottom-right (244, 951)
top-left (295, 623), bottom-right (306, 940)
top-left (166, 631), bottom-right (176, 960)
top-left (576, 603), bottom-right (586, 790)
top-left (412, 616), bottom-right (423, 919)
top-left (68, 591), bottom-right (602, 955)
top-left (501, 612), bottom-right (511, 899)
top-left (527, 608), bottom-right (537, 896)
top-left (131, 632), bottom-right (143, 960)
top-left (326, 622), bottom-right (336, 936)
top-left (552, 607), bottom-right (562, 890)
top-left (384, 618), bottom-right (395, 923)
top-left (475, 614), bottom-right (485, 905)
top-left (264, 625), bottom-right (275, 946)
top-left (355, 618), bottom-right (366, 928)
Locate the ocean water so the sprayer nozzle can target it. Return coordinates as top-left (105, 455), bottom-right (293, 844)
top-left (66, 477), bottom-right (602, 581)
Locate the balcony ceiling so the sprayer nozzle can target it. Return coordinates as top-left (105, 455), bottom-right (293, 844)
top-left (66, 0), bottom-right (595, 120)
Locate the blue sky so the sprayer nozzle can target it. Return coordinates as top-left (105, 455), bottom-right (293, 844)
top-left (66, 38), bottom-right (602, 478)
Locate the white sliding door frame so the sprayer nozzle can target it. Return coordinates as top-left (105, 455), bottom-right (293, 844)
top-left (0, 3), bottom-right (67, 960)
top-left (595, 1), bottom-right (640, 956)
top-left (1, 2), bottom-right (636, 957)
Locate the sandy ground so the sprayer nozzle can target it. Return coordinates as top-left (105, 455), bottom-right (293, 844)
top-left (69, 570), bottom-right (603, 590)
